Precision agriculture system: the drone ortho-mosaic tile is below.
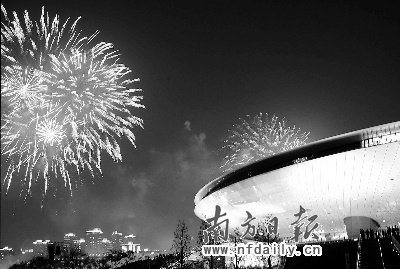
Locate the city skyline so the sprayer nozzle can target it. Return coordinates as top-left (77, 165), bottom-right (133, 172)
top-left (1, 227), bottom-right (148, 258)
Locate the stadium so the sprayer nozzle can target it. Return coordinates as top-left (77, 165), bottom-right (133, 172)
top-left (194, 122), bottom-right (400, 268)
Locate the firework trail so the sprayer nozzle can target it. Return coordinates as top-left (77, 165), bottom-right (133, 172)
top-left (220, 113), bottom-right (309, 173)
top-left (1, 5), bottom-right (144, 197)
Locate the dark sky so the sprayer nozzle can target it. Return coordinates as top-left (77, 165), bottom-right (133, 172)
top-left (1, 0), bottom-right (400, 251)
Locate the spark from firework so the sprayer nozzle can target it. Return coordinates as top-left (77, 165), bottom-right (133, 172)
top-left (220, 113), bottom-right (309, 173)
top-left (1, 5), bottom-right (95, 70)
top-left (1, 5), bottom-right (144, 197)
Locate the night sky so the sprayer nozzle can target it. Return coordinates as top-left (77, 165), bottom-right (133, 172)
top-left (1, 0), bottom-right (399, 251)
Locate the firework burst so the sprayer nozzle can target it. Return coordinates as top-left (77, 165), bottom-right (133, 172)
top-left (1, 5), bottom-right (144, 197)
top-left (220, 113), bottom-right (309, 173)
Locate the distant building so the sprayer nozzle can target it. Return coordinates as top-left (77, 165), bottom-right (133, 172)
top-left (20, 248), bottom-right (33, 255)
top-left (138, 249), bottom-right (166, 259)
top-left (102, 238), bottom-right (113, 252)
top-left (0, 246), bottom-right (14, 260)
top-left (64, 233), bottom-right (78, 243)
top-left (121, 234), bottom-right (140, 253)
top-left (111, 231), bottom-right (123, 251)
top-left (75, 238), bottom-right (85, 252)
top-left (32, 240), bottom-right (50, 257)
top-left (63, 233), bottom-right (83, 255)
top-left (85, 228), bottom-right (106, 257)
top-left (20, 248), bottom-right (34, 260)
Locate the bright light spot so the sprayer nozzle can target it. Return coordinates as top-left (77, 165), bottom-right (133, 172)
top-left (37, 119), bottom-right (65, 146)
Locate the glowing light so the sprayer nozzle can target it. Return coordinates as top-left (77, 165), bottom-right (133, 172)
top-left (1, 5), bottom-right (144, 197)
top-left (86, 228), bottom-right (103, 234)
top-left (125, 234), bottom-right (136, 238)
top-left (1, 67), bottom-right (49, 110)
top-left (36, 118), bottom-right (65, 146)
top-left (220, 113), bottom-right (309, 172)
top-left (64, 233), bottom-right (76, 237)
top-left (33, 240), bottom-right (50, 245)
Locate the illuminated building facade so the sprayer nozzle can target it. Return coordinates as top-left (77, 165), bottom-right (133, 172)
top-left (32, 240), bottom-right (50, 257)
top-left (76, 238), bottom-right (85, 251)
top-left (85, 228), bottom-right (105, 257)
top-left (63, 233), bottom-right (84, 255)
top-left (64, 233), bottom-right (78, 243)
top-left (47, 242), bottom-right (69, 260)
top-left (20, 248), bottom-right (34, 260)
top-left (102, 238), bottom-right (113, 252)
top-left (0, 246), bottom-right (14, 260)
top-left (121, 234), bottom-right (141, 253)
top-left (111, 231), bottom-right (123, 251)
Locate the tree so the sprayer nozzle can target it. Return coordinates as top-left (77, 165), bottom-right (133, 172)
top-left (171, 220), bottom-right (191, 268)
top-left (196, 220), bottom-right (210, 250)
top-left (253, 216), bottom-right (283, 269)
top-left (196, 220), bottom-right (225, 269)
top-left (229, 228), bottom-right (244, 269)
